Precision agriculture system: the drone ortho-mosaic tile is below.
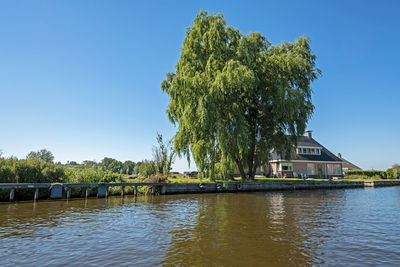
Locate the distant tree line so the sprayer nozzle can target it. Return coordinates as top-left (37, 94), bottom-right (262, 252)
top-left (66, 158), bottom-right (137, 175)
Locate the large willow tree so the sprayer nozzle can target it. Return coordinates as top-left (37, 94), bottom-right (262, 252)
top-left (162, 11), bottom-right (320, 180)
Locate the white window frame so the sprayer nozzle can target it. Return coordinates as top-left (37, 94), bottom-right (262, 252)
top-left (278, 163), bottom-right (293, 171)
top-left (297, 146), bottom-right (322, 155)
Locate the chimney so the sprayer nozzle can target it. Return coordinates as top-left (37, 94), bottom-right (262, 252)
top-left (337, 153), bottom-right (342, 159)
top-left (305, 130), bottom-right (312, 139)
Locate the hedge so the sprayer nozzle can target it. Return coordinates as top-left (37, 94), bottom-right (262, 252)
top-left (346, 169), bottom-right (386, 178)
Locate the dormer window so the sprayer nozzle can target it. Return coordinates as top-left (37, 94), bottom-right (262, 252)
top-left (297, 147), bottom-right (321, 155)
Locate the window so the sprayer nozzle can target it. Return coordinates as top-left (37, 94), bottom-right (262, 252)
top-left (307, 163), bottom-right (316, 175)
top-left (282, 165), bottom-right (290, 171)
top-left (327, 164), bottom-right (342, 175)
top-left (278, 163), bottom-right (293, 171)
top-left (297, 147), bottom-right (322, 155)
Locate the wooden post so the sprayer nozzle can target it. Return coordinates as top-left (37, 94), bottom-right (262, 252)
top-left (34, 188), bottom-right (39, 201)
top-left (66, 188), bottom-right (71, 199)
top-left (121, 186), bottom-right (125, 197)
top-left (85, 187), bottom-right (90, 198)
top-left (134, 186), bottom-right (138, 196)
top-left (10, 189), bottom-right (15, 202)
top-left (151, 186), bottom-right (156, 195)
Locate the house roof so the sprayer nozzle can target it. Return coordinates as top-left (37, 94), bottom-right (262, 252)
top-left (338, 155), bottom-right (362, 170)
top-left (297, 136), bottom-right (322, 148)
top-left (270, 136), bottom-right (342, 162)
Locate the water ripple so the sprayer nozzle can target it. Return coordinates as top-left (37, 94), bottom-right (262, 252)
top-left (1, 188), bottom-right (400, 266)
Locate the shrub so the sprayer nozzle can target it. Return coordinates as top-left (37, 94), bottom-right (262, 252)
top-left (138, 160), bottom-right (157, 178)
top-left (0, 158), bottom-right (66, 183)
top-left (346, 170), bottom-right (385, 178)
top-left (102, 172), bottom-right (123, 183)
top-left (65, 168), bottom-right (105, 183)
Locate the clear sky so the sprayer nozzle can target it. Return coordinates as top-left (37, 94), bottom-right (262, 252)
top-left (1, 0), bottom-right (399, 171)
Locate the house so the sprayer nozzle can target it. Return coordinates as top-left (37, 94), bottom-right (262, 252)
top-left (268, 131), bottom-right (343, 178)
top-left (337, 153), bottom-right (361, 171)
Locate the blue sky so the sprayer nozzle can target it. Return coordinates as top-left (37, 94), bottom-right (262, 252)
top-left (0, 0), bottom-right (399, 171)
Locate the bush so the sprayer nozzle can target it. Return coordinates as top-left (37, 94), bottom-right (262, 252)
top-left (346, 169), bottom-right (385, 178)
top-left (138, 160), bottom-right (157, 178)
top-left (102, 171), bottom-right (123, 183)
top-left (0, 158), bottom-right (66, 183)
top-left (386, 167), bottom-right (400, 179)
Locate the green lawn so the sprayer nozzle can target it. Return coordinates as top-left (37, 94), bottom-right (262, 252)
top-left (341, 176), bottom-right (393, 181)
top-left (168, 175), bottom-right (211, 183)
top-left (123, 175), bottom-right (396, 184)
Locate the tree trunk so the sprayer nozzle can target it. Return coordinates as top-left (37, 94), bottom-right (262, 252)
top-left (247, 126), bottom-right (257, 181)
top-left (236, 158), bottom-right (247, 181)
top-left (252, 155), bottom-right (259, 180)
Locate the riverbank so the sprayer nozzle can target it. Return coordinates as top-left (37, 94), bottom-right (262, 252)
top-left (1, 180), bottom-right (400, 202)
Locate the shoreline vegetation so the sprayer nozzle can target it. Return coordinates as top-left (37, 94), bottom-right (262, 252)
top-left (1, 149), bottom-right (400, 201)
top-left (1, 147), bottom-right (399, 201)
top-left (1, 179), bottom-right (400, 203)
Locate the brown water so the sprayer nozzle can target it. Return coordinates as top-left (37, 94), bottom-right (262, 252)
top-left (1, 187), bottom-right (400, 266)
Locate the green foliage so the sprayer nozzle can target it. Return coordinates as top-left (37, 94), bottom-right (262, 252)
top-left (65, 168), bottom-right (104, 183)
top-left (122, 160), bottom-right (135, 175)
top-left (0, 157), bottom-right (126, 185)
top-left (138, 160), bottom-right (157, 178)
top-left (215, 155), bottom-right (235, 181)
top-left (82, 160), bottom-right (98, 169)
top-left (162, 10), bottom-right (319, 180)
top-left (26, 149), bottom-right (55, 163)
top-left (346, 169), bottom-right (386, 178)
top-left (100, 157), bottom-right (123, 173)
top-left (153, 133), bottom-right (176, 176)
top-left (133, 162), bottom-right (142, 175)
top-left (385, 164), bottom-right (400, 179)
top-left (0, 158), bottom-right (66, 183)
top-left (99, 157), bottom-right (135, 175)
top-left (65, 168), bottom-right (123, 183)
top-left (102, 171), bottom-right (123, 183)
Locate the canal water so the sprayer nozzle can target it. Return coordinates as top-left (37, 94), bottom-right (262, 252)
top-left (1, 187), bottom-right (400, 266)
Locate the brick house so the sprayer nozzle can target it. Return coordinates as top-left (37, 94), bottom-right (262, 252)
top-left (268, 131), bottom-right (343, 178)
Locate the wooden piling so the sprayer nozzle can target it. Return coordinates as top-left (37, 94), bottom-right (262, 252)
top-left (34, 188), bottom-right (39, 201)
top-left (85, 187), bottom-right (90, 198)
top-left (121, 186), bottom-right (125, 197)
top-left (66, 188), bottom-right (71, 199)
top-left (134, 186), bottom-right (138, 196)
top-left (10, 189), bottom-right (15, 202)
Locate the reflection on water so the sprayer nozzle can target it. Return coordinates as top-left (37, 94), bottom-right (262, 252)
top-left (1, 187), bottom-right (400, 266)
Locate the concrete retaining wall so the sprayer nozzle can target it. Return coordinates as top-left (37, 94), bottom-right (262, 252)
top-left (162, 181), bottom-right (367, 195)
top-left (1, 180), bottom-right (400, 201)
